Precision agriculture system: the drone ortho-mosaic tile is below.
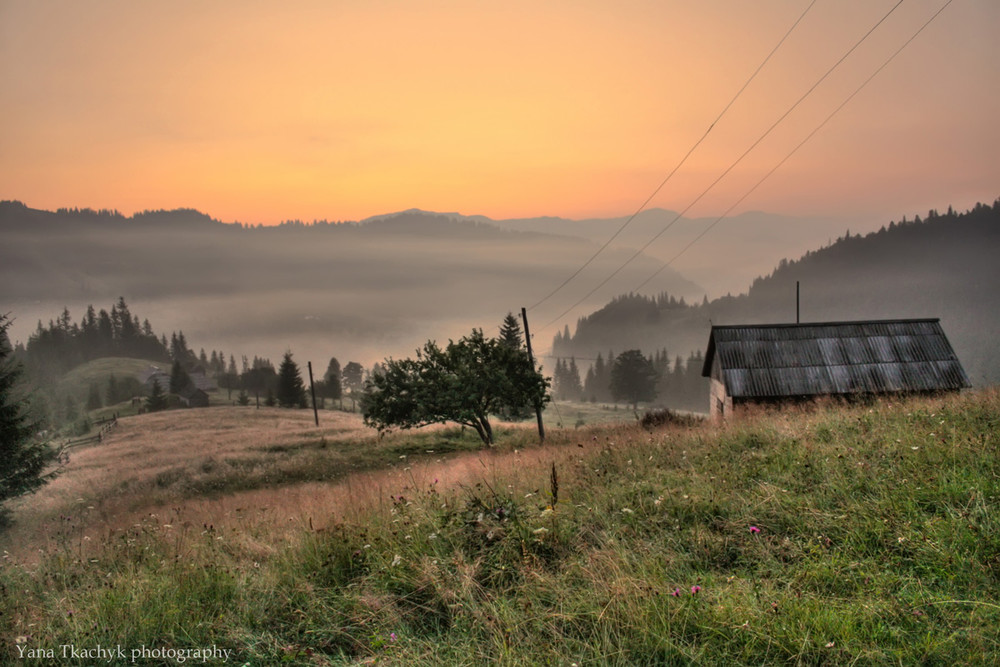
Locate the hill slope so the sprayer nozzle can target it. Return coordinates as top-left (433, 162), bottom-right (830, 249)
top-left (554, 201), bottom-right (1000, 387)
top-left (2, 390), bottom-right (997, 664)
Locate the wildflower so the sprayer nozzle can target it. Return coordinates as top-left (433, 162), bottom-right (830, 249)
top-left (671, 588), bottom-right (681, 597)
top-left (390, 554), bottom-right (402, 567)
top-left (15, 636), bottom-right (28, 645)
top-left (749, 525), bottom-right (760, 534)
top-left (691, 585), bottom-right (702, 594)
top-left (389, 632), bottom-right (397, 642)
top-left (825, 641), bottom-right (835, 648)
top-left (621, 508), bottom-right (633, 514)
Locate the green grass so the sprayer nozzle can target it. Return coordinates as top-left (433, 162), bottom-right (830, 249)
top-left (3, 390), bottom-right (998, 665)
top-left (543, 399), bottom-right (664, 428)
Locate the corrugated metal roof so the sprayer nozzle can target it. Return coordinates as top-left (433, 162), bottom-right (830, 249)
top-left (703, 319), bottom-right (970, 399)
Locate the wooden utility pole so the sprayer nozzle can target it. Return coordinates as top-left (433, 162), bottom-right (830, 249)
top-left (307, 361), bottom-right (319, 426)
top-left (521, 307), bottom-right (545, 442)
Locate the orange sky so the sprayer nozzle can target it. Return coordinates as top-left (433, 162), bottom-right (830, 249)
top-left (1, 0), bottom-right (997, 225)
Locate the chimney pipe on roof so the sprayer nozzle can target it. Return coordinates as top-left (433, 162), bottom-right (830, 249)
top-left (796, 281), bottom-right (800, 324)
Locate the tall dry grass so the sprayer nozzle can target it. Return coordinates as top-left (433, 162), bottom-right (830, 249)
top-left (3, 391), bottom-right (997, 665)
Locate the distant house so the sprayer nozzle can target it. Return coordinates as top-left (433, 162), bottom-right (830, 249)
top-left (702, 319), bottom-right (970, 419)
top-left (140, 366), bottom-right (171, 393)
top-left (188, 369), bottom-right (218, 392)
top-left (178, 384), bottom-right (210, 408)
top-left (140, 365), bottom-right (214, 405)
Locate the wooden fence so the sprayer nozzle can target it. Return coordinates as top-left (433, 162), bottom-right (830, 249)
top-left (65, 414), bottom-right (119, 449)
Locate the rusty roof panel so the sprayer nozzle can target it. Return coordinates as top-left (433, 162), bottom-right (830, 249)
top-left (704, 319), bottom-right (970, 399)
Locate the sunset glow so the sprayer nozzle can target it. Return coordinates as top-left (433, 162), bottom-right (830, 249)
top-left (1, 0), bottom-right (997, 223)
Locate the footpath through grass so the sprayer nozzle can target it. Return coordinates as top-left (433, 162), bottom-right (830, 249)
top-left (3, 390), bottom-right (998, 665)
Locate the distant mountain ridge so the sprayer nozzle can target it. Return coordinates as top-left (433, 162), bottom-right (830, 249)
top-left (0, 201), bottom-right (703, 369)
top-left (552, 200), bottom-right (1000, 387)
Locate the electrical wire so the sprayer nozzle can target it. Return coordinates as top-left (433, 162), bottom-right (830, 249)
top-left (537, 0), bottom-right (907, 333)
top-left (632, 0), bottom-right (955, 294)
top-left (525, 0), bottom-right (818, 312)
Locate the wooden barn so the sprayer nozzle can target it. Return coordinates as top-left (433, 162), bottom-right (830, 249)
top-left (701, 319), bottom-right (970, 419)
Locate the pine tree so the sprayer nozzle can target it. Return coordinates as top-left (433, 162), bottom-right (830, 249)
top-left (499, 312), bottom-right (523, 349)
top-left (169, 360), bottom-right (192, 395)
top-left (146, 378), bottom-right (167, 412)
top-left (0, 314), bottom-right (59, 526)
top-left (106, 373), bottom-right (119, 405)
top-left (567, 357), bottom-right (583, 401)
top-left (276, 352), bottom-right (307, 408)
top-left (86, 382), bottom-right (103, 411)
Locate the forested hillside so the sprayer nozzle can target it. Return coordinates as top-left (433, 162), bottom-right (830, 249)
top-left (553, 201), bottom-right (1000, 389)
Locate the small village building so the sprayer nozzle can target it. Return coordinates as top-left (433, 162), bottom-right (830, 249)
top-left (178, 384), bottom-right (210, 408)
top-left (140, 366), bottom-right (171, 393)
top-left (702, 319), bottom-right (970, 419)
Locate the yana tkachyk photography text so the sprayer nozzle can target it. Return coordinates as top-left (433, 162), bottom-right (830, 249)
top-left (1, 1), bottom-right (997, 664)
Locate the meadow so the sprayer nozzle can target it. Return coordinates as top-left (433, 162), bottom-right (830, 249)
top-left (2, 390), bottom-right (998, 665)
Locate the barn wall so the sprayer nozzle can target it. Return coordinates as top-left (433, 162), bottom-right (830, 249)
top-left (709, 378), bottom-right (731, 420)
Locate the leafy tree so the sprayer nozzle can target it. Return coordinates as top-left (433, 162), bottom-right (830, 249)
top-left (610, 349), bottom-right (659, 409)
top-left (323, 357), bottom-right (343, 404)
top-left (146, 378), bottom-right (167, 412)
top-left (276, 352), bottom-right (307, 408)
top-left (1, 314), bottom-right (59, 526)
top-left (342, 361), bottom-right (364, 411)
top-left (241, 363), bottom-right (277, 405)
top-left (362, 328), bottom-right (550, 445)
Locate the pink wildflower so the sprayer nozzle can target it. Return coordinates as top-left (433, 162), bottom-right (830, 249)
top-left (671, 588), bottom-right (681, 597)
top-left (749, 526), bottom-right (761, 534)
top-left (691, 585), bottom-right (702, 594)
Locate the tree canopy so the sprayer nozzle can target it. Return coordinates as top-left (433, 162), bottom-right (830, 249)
top-left (1, 314), bottom-right (59, 526)
top-left (362, 328), bottom-right (549, 445)
top-left (610, 349), bottom-right (659, 409)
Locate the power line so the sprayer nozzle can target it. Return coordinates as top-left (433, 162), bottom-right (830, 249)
top-left (632, 0), bottom-right (955, 294)
top-left (537, 0), bottom-right (907, 334)
top-left (526, 0), bottom-right (818, 313)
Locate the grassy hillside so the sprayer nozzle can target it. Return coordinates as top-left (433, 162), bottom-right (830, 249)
top-left (2, 391), bottom-right (998, 665)
top-left (56, 356), bottom-right (159, 403)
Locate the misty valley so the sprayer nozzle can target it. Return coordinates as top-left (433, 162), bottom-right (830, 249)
top-left (3, 198), bottom-right (998, 429)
